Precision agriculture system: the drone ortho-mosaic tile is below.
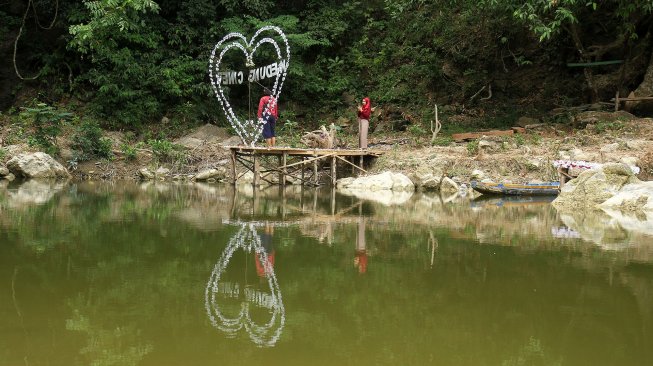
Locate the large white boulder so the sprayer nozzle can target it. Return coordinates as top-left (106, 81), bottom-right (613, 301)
top-left (599, 181), bottom-right (653, 212)
top-left (553, 163), bottom-right (639, 210)
top-left (6, 152), bottom-right (70, 179)
top-left (336, 171), bottom-right (415, 192)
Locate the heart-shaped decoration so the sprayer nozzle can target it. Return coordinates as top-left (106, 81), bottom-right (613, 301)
top-left (209, 26), bottom-right (290, 146)
top-left (205, 223), bottom-right (285, 347)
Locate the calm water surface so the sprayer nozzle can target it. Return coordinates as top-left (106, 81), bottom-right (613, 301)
top-left (1, 181), bottom-right (652, 366)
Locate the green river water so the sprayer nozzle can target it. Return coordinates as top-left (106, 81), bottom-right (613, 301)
top-left (1, 181), bottom-right (652, 366)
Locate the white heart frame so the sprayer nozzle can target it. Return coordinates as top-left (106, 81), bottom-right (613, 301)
top-left (204, 224), bottom-right (285, 347)
top-left (209, 26), bottom-right (290, 146)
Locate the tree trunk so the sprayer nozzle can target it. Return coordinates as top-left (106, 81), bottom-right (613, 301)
top-left (568, 23), bottom-right (599, 103)
top-left (634, 49), bottom-right (653, 97)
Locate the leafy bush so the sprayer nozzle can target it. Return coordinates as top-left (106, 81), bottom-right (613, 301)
top-left (120, 143), bottom-right (138, 161)
top-left (20, 102), bottom-right (72, 156)
top-left (147, 139), bottom-right (182, 162)
top-left (72, 119), bottom-right (114, 160)
top-left (0, 147), bottom-right (6, 161)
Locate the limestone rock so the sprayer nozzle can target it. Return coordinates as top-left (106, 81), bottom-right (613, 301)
top-left (156, 167), bottom-right (170, 177)
top-left (6, 152), bottom-right (70, 179)
top-left (409, 169), bottom-right (443, 191)
top-left (336, 171), bottom-right (415, 192)
top-left (471, 169), bottom-right (486, 180)
top-left (599, 181), bottom-right (653, 212)
top-left (0, 165), bottom-right (8, 177)
top-left (620, 156), bottom-right (640, 168)
top-left (553, 163), bottom-right (640, 210)
top-left (440, 177), bottom-right (460, 195)
top-left (600, 143), bottom-right (620, 153)
top-left (195, 167), bottom-right (226, 181)
top-left (139, 168), bottom-right (155, 180)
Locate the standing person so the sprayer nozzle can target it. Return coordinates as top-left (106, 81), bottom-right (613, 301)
top-left (258, 89), bottom-right (279, 147)
top-left (357, 97), bottom-right (373, 149)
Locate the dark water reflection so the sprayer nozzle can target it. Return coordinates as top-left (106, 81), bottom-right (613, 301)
top-left (1, 181), bottom-right (652, 365)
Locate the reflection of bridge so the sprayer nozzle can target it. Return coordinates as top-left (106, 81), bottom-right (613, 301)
top-left (228, 146), bottom-right (383, 187)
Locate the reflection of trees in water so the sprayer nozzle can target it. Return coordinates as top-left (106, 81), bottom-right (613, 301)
top-left (205, 223), bottom-right (285, 347)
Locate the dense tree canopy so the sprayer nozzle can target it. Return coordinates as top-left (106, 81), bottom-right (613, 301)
top-left (1, 0), bottom-right (653, 131)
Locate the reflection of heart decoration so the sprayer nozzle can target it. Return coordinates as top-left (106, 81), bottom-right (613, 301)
top-left (209, 26), bottom-right (290, 146)
top-left (205, 224), bottom-right (285, 347)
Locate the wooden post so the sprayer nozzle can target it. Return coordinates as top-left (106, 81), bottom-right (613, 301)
top-left (615, 90), bottom-right (620, 112)
top-left (330, 187), bottom-right (336, 216)
top-left (301, 157), bottom-right (305, 186)
top-left (331, 155), bottom-right (337, 187)
top-left (359, 155), bottom-right (364, 176)
top-left (281, 153), bottom-right (288, 186)
top-left (230, 149), bottom-right (237, 185)
top-left (313, 153), bottom-right (318, 185)
top-left (253, 154), bottom-right (260, 188)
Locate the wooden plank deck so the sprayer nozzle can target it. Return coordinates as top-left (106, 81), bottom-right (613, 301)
top-left (226, 146), bottom-right (384, 187)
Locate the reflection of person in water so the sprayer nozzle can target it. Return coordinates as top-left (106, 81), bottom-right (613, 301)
top-left (354, 218), bottom-right (368, 274)
top-left (256, 222), bottom-right (276, 277)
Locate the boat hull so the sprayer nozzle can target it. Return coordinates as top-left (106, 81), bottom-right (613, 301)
top-left (471, 181), bottom-right (560, 196)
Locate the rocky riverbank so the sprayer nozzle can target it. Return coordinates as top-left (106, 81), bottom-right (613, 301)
top-left (2, 111), bottom-right (653, 190)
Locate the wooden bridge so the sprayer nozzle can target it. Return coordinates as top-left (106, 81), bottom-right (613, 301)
top-left (227, 146), bottom-right (384, 186)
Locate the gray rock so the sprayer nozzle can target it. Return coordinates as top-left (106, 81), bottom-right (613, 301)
top-left (4, 173), bottom-right (15, 181)
top-left (6, 152), bottom-right (70, 179)
top-left (0, 165), bottom-right (8, 177)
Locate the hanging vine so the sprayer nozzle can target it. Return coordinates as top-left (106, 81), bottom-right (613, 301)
top-left (12, 0), bottom-right (59, 80)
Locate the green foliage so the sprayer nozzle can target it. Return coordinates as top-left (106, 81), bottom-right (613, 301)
top-left (0, 147), bottom-right (6, 161)
top-left (147, 139), bottom-right (184, 163)
top-left (594, 120), bottom-right (625, 133)
top-left (514, 134), bottom-right (525, 146)
top-left (467, 140), bottom-right (479, 155)
top-left (432, 136), bottom-right (453, 146)
top-left (20, 102), bottom-right (73, 156)
top-left (408, 124), bottom-right (427, 136)
top-left (120, 143), bottom-right (138, 161)
top-left (72, 119), bottom-right (114, 160)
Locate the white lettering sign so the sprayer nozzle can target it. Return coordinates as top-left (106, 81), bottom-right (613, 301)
top-left (219, 60), bottom-right (288, 85)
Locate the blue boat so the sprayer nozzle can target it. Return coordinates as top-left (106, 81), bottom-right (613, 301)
top-left (471, 181), bottom-right (560, 196)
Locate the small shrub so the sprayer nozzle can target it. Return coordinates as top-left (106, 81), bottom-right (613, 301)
top-left (432, 136), bottom-right (453, 146)
top-left (514, 134), bottom-right (525, 146)
top-left (0, 147), bottom-right (6, 161)
top-left (467, 140), bottom-right (479, 155)
top-left (148, 139), bottom-right (184, 163)
top-left (20, 102), bottom-right (72, 155)
top-left (121, 143), bottom-right (138, 161)
top-left (595, 121), bottom-right (624, 133)
top-left (408, 124), bottom-right (427, 136)
top-left (72, 119), bottom-right (113, 160)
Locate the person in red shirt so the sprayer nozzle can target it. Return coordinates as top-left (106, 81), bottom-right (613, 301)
top-left (258, 89), bottom-right (279, 147)
top-left (357, 97), bottom-right (373, 149)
